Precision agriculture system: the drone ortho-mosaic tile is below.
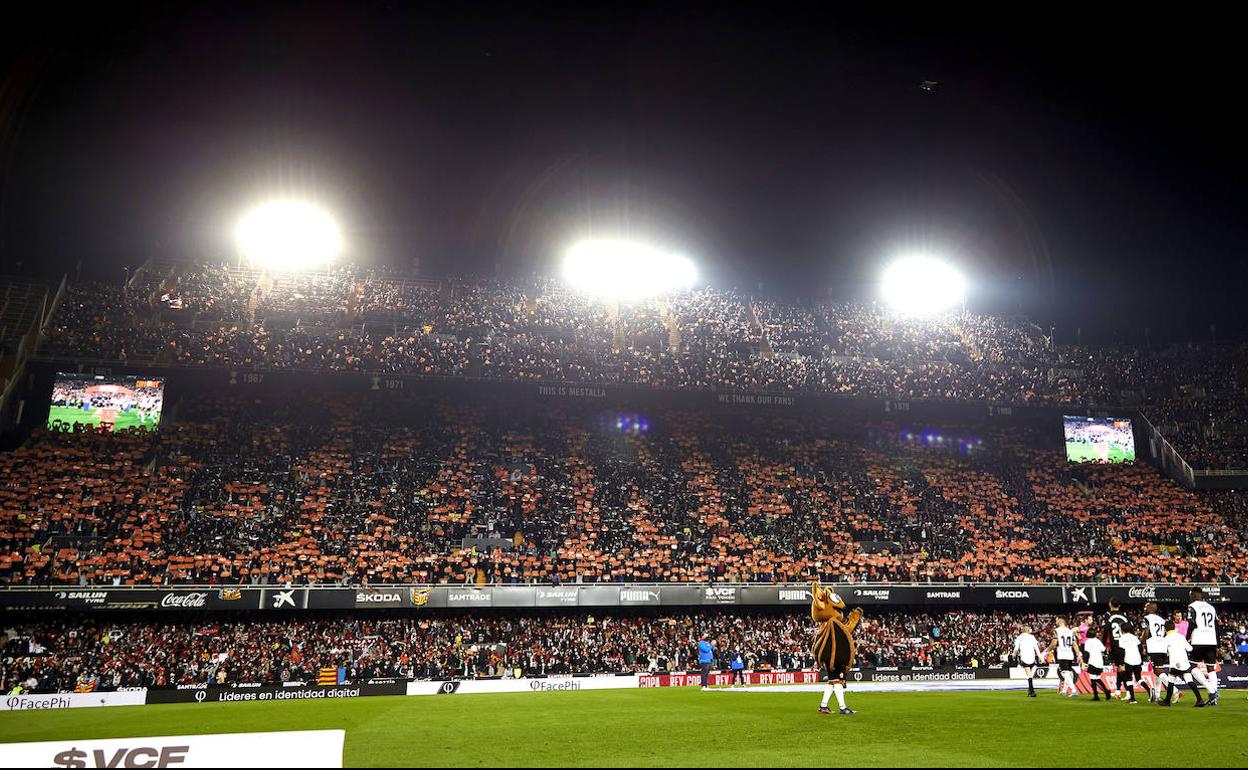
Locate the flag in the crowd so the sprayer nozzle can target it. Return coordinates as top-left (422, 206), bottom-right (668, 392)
top-left (74, 675), bottom-right (98, 693)
top-left (317, 667), bottom-right (346, 686)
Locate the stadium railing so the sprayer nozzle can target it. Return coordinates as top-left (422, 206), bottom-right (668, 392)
top-left (1133, 409), bottom-right (1198, 487)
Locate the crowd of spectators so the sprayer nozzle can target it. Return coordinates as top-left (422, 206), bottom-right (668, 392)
top-left (32, 263), bottom-right (1248, 468)
top-left (157, 263), bottom-right (254, 321)
top-left (257, 267), bottom-right (357, 324)
top-left (11, 607), bottom-right (1241, 693)
top-left (3, 395), bottom-right (1247, 587)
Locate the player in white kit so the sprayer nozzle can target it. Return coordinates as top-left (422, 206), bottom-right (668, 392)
top-left (1012, 625), bottom-right (1044, 698)
top-left (1143, 602), bottom-right (1168, 702)
top-left (1042, 617), bottom-right (1080, 698)
top-left (1082, 626), bottom-right (1112, 702)
top-left (1186, 588), bottom-right (1221, 706)
top-left (1160, 618), bottom-right (1205, 707)
top-left (1117, 625), bottom-right (1144, 704)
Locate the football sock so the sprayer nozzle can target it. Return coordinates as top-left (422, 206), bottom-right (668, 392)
top-left (833, 683), bottom-right (847, 710)
top-left (1192, 667), bottom-right (1210, 690)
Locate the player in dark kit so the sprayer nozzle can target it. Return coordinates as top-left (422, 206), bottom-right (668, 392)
top-left (1105, 600), bottom-right (1131, 700)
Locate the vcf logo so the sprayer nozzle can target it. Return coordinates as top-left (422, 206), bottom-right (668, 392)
top-left (272, 589), bottom-right (296, 608)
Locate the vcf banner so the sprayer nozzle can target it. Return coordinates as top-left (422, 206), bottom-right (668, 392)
top-left (0, 730), bottom-right (345, 768)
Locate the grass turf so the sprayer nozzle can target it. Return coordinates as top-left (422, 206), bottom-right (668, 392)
top-left (47, 405), bottom-right (159, 432)
top-left (3, 689), bottom-right (1246, 767)
top-left (1064, 442), bottom-right (1134, 463)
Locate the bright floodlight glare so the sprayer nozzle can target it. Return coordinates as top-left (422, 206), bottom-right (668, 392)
top-left (562, 240), bottom-right (696, 299)
top-left (236, 201), bottom-right (342, 271)
top-left (881, 256), bottom-right (966, 316)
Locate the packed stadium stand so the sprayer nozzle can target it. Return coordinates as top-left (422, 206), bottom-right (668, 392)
top-left (5, 263), bottom-right (1248, 700)
top-left (5, 608), bottom-right (1245, 693)
top-left (2, 394), bottom-right (1245, 587)
top-left (28, 262), bottom-right (1248, 469)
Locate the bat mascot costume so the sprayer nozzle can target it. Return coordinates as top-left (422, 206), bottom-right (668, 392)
top-left (811, 579), bottom-right (862, 715)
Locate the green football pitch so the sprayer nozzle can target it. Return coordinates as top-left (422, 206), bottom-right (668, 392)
top-left (1065, 441), bottom-right (1134, 463)
top-left (3, 689), bottom-right (1246, 767)
top-left (46, 405), bottom-right (159, 432)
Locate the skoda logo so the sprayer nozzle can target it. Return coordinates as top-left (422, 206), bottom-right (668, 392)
top-left (194, 691), bottom-right (207, 703)
top-left (1035, 667), bottom-right (1049, 678)
top-left (853, 672), bottom-right (863, 681)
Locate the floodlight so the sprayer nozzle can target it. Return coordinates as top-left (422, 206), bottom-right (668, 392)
top-left (880, 256), bottom-right (966, 316)
top-left (236, 200), bottom-right (342, 271)
top-left (562, 240), bottom-right (696, 299)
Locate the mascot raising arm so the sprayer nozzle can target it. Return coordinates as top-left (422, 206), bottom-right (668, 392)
top-left (811, 579), bottom-right (862, 715)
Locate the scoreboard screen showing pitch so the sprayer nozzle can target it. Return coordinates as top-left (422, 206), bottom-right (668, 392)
top-left (1063, 416), bottom-right (1135, 463)
top-left (48, 373), bottom-right (165, 432)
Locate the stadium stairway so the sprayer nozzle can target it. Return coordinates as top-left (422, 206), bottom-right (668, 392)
top-left (954, 321), bottom-right (984, 363)
top-left (605, 299), bottom-right (626, 352)
top-left (247, 274), bottom-right (273, 325)
top-left (346, 276), bottom-right (365, 321)
top-left (748, 303), bottom-right (774, 359)
top-left (659, 298), bottom-right (681, 351)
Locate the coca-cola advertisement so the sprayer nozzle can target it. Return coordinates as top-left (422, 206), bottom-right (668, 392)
top-left (159, 592), bottom-right (208, 609)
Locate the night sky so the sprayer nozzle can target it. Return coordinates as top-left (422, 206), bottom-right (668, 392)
top-left (1, 2), bottom-right (1244, 344)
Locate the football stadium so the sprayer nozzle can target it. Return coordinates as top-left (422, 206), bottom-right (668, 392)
top-left (3, 4), bottom-right (1248, 769)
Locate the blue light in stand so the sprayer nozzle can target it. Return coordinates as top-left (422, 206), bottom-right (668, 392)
top-left (609, 413), bottom-right (651, 436)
